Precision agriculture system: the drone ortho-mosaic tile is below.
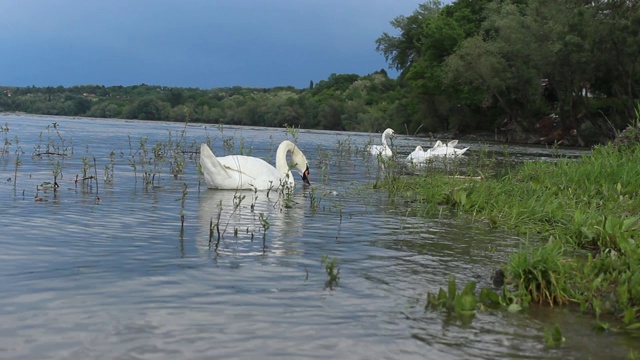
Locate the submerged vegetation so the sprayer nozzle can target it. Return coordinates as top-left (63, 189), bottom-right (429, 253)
top-left (321, 255), bottom-right (341, 290)
top-left (384, 111), bottom-right (640, 333)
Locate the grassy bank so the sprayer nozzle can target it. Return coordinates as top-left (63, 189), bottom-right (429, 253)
top-left (382, 122), bottom-right (640, 331)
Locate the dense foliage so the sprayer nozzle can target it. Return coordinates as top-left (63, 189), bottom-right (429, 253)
top-left (1, 0), bottom-right (638, 144)
top-left (0, 72), bottom-right (397, 134)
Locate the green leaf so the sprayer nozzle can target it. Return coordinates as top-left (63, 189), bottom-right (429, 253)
top-left (456, 293), bottom-right (477, 313)
top-left (545, 324), bottom-right (565, 348)
top-left (479, 287), bottom-right (501, 307)
top-left (447, 274), bottom-right (457, 308)
top-left (625, 323), bottom-right (640, 331)
top-left (593, 321), bottom-right (610, 332)
top-left (622, 216), bottom-right (639, 232)
top-left (507, 303), bottom-right (522, 312)
top-left (437, 288), bottom-right (448, 303)
top-left (580, 227), bottom-right (595, 240)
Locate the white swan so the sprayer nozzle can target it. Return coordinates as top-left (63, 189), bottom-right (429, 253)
top-left (406, 140), bottom-right (469, 164)
top-left (406, 145), bottom-right (428, 164)
top-left (366, 128), bottom-right (395, 159)
top-left (427, 139), bottom-right (469, 157)
top-left (199, 140), bottom-right (310, 190)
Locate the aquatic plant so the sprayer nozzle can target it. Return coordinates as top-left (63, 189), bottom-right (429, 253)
top-left (104, 151), bottom-right (115, 183)
top-left (35, 122), bottom-right (71, 156)
top-left (544, 324), bottom-right (565, 348)
top-left (309, 186), bottom-right (321, 211)
top-left (13, 144), bottom-right (22, 190)
top-left (223, 136), bottom-right (234, 155)
top-left (52, 160), bottom-right (62, 193)
top-left (258, 212), bottom-right (270, 250)
top-left (80, 156), bottom-right (93, 181)
top-left (285, 124), bottom-right (299, 143)
top-left (427, 275), bottom-right (530, 326)
top-left (1, 122), bottom-right (10, 155)
top-left (210, 200), bottom-right (223, 249)
top-left (92, 156), bottom-right (99, 198)
top-left (152, 141), bottom-right (165, 185)
top-left (335, 136), bottom-right (357, 159)
top-left (321, 255), bottom-right (340, 290)
top-left (426, 275), bottom-right (477, 323)
top-left (180, 183), bottom-right (188, 231)
top-left (316, 145), bottom-right (331, 184)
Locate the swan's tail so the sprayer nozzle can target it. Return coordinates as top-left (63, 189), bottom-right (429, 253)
top-left (199, 143), bottom-right (230, 188)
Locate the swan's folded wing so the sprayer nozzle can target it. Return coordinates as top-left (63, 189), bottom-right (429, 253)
top-left (447, 140), bottom-right (459, 148)
top-left (368, 144), bottom-right (383, 155)
top-left (218, 155), bottom-right (281, 182)
top-left (219, 161), bottom-right (259, 181)
top-left (200, 144), bottom-right (231, 178)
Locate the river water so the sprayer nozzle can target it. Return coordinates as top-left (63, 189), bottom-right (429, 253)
top-left (0, 114), bottom-right (636, 359)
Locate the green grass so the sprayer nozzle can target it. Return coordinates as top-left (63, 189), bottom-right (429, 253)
top-left (382, 126), bottom-right (640, 329)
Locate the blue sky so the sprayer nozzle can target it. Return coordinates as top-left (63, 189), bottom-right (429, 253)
top-left (0, 1), bottom-right (429, 89)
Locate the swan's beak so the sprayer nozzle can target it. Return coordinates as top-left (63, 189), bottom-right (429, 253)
top-left (302, 165), bottom-right (310, 185)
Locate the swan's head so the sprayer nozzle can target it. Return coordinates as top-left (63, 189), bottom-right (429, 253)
top-left (279, 140), bottom-right (311, 186)
top-left (291, 148), bottom-right (310, 186)
top-left (414, 145), bottom-right (424, 151)
top-left (301, 164), bottom-right (310, 186)
top-left (383, 128), bottom-right (395, 138)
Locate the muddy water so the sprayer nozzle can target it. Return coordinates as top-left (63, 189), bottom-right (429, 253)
top-left (0, 114), bottom-right (635, 359)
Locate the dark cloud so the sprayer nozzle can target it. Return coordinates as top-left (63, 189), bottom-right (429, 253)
top-left (0, 0), bottom-right (427, 88)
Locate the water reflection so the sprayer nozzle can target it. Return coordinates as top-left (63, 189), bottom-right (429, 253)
top-left (197, 188), bottom-right (306, 257)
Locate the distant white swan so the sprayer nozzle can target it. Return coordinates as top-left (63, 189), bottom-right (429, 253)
top-left (367, 128), bottom-right (395, 159)
top-left (406, 145), bottom-right (428, 163)
top-left (428, 139), bottom-right (469, 157)
top-left (200, 140), bottom-right (310, 190)
top-left (406, 140), bottom-right (469, 164)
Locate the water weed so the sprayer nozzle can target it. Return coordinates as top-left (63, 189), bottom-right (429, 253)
top-left (1, 122), bottom-right (10, 155)
top-left (544, 324), bottom-right (565, 348)
top-left (426, 275), bottom-right (477, 322)
top-left (321, 255), bottom-right (340, 290)
top-left (179, 183), bottom-right (188, 231)
top-left (13, 144), bottom-right (22, 190)
top-left (258, 212), bottom-right (270, 250)
top-left (285, 124), bottom-right (299, 143)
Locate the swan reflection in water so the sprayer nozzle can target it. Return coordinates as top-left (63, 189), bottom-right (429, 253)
top-left (197, 188), bottom-right (307, 256)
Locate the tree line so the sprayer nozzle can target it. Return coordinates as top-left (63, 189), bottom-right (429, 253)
top-left (1, 0), bottom-right (638, 146)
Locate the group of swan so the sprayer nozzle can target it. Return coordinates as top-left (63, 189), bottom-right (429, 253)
top-left (200, 140), bottom-right (310, 190)
top-left (199, 128), bottom-right (469, 191)
top-left (406, 139), bottom-right (469, 164)
top-left (366, 128), bottom-right (469, 164)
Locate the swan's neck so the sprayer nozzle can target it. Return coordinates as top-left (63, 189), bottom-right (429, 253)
top-left (381, 132), bottom-right (390, 148)
top-left (275, 140), bottom-right (296, 176)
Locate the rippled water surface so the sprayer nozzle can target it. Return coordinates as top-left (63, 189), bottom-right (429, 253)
top-left (0, 115), bottom-right (636, 359)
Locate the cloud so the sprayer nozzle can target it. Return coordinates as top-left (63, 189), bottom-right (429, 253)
top-left (0, 0), bottom-right (427, 88)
